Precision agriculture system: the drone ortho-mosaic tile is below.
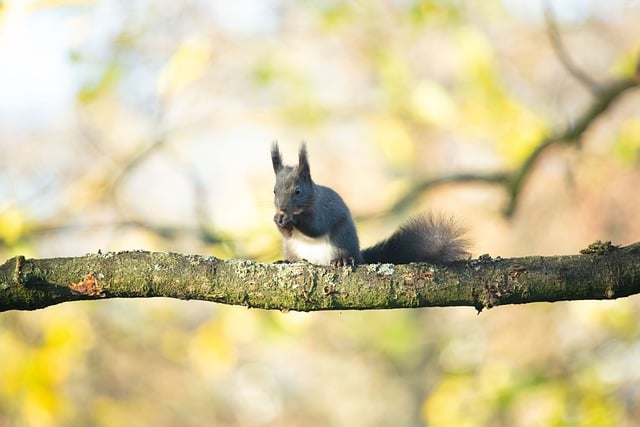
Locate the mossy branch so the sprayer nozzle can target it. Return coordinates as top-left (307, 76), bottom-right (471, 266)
top-left (1, 242), bottom-right (639, 313)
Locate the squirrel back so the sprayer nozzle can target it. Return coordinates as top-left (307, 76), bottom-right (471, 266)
top-left (270, 142), bottom-right (470, 266)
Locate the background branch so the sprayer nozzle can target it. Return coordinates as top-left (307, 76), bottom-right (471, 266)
top-left (2, 243), bottom-right (639, 313)
top-left (504, 76), bottom-right (639, 216)
top-left (543, 2), bottom-right (601, 94)
top-left (379, 172), bottom-right (510, 219)
top-left (386, 74), bottom-right (639, 219)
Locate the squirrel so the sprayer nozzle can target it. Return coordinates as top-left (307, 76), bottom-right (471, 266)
top-left (270, 142), bottom-right (470, 266)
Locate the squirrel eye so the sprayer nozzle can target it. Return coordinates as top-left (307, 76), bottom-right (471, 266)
top-left (294, 186), bottom-right (301, 195)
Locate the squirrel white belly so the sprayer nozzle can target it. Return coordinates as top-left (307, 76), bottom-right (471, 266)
top-left (271, 143), bottom-right (469, 266)
top-left (283, 229), bottom-right (336, 266)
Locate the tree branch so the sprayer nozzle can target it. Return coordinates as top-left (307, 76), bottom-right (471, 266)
top-left (2, 242), bottom-right (639, 313)
top-left (386, 172), bottom-right (510, 217)
top-left (386, 75), bottom-right (639, 219)
top-left (543, 2), bottom-right (601, 94)
top-left (503, 76), bottom-right (639, 216)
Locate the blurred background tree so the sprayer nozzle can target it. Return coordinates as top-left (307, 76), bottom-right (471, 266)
top-left (1, 0), bottom-right (640, 426)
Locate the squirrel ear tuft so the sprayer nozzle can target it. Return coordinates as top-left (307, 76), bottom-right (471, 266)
top-left (271, 141), bottom-right (283, 174)
top-left (298, 142), bottom-right (311, 180)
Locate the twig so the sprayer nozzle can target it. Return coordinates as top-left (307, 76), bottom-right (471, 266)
top-left (543, 2), bottom-right (601, 95)
top-left (383, 172), bottom-right (510, 218)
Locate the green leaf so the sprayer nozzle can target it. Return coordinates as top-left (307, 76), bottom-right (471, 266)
top-left (76, 63), bottom-right (120, 104)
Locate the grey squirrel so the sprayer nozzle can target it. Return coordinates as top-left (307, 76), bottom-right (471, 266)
top-left (271, 143), bottom-right (470, 266)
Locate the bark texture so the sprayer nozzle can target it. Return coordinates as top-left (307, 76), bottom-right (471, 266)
top-left (1, 242), bottom-right (639, 313)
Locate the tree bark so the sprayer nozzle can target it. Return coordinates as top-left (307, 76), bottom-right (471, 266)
top-left (1, 242), bottom-right (639, 313)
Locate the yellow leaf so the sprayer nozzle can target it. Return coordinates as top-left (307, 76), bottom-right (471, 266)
top-left (496, 101), bottom-right (547, 163)
top-left (410, 79), bottom-right (457, 127)
top-left (77, 63), bottom-right (120, 104)
top-left (376, 50), bottom-right (412, 109)
top-left (579, 393), bottom-right (623, 427)
top-left (610, 46), bottom-right (640, 78)
top-left (422, 375), bottom-right (486, 427)
top-left (614, 118), bottom-right (640, 165)
top-left (188, 317), bottom-right (237, 377)
top-left (0, 206), bottom-right (27, 244)
top-left (455, 26), bottom-right (494, 78)
top-left (156, 35), bottom-right (212, 97)
top-left (370, 116), bottom-right (415, 168)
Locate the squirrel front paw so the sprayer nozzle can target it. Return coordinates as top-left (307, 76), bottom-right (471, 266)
top-left (331, 257), bottom-right (356, 267)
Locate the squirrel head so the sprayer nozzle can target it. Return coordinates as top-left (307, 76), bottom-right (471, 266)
top-left (271, 142), bottom-right (315, 230)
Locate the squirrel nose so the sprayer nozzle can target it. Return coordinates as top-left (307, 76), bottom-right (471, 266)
top-left (274, 212), bottom-right (293, 227)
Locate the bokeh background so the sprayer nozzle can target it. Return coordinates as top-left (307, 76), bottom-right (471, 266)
top-left (1, 0), bottom-right (640, 426)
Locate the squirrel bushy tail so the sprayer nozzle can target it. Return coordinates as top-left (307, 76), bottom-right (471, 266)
top-left (361, 213), bottom-right (470, 264)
